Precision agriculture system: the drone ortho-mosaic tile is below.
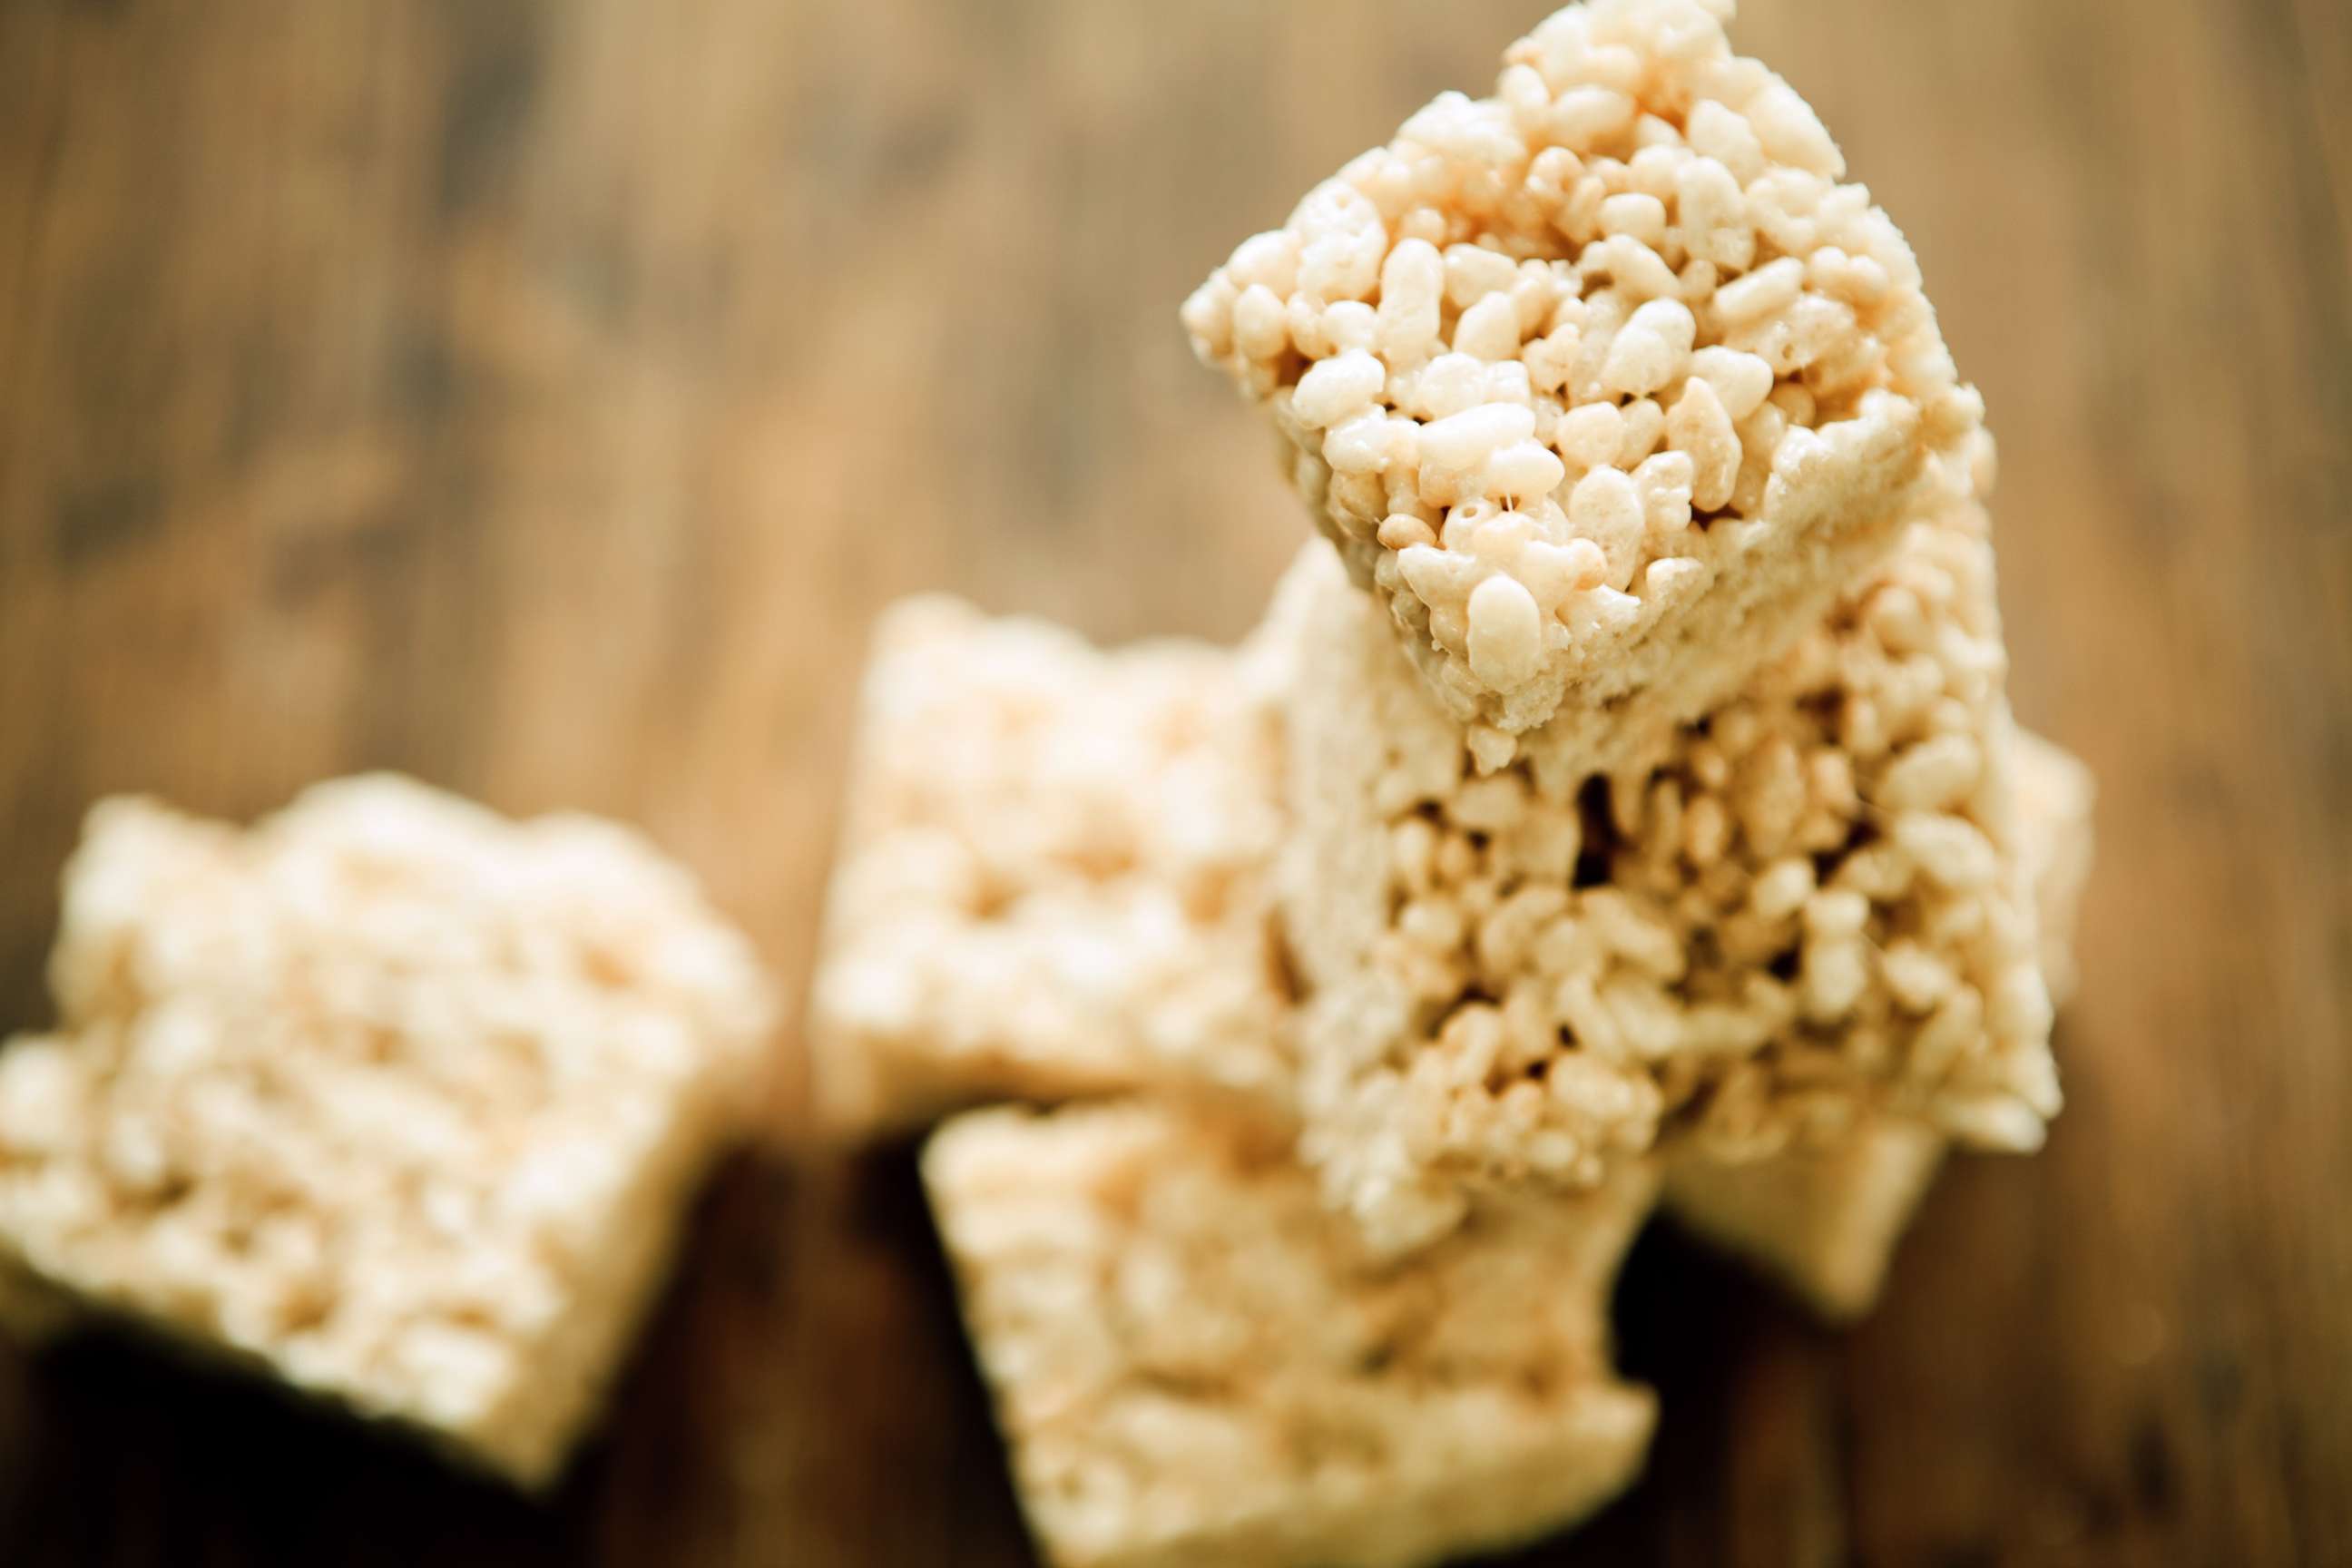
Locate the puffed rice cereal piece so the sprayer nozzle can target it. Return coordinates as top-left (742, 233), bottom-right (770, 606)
top-left (0, 778), bottom-right (779, 1485)
top-left (1186, 0), bottom-right (1984, 761)
top-left (809, 598), bottom-right (1296, 1134)
top-left (1275, 449), bottom-right (2054, 1255)
top-left (924, 1102), bottom-right (1658, 1568)
top-left (1661, 732), bottom-right (2092, 1318)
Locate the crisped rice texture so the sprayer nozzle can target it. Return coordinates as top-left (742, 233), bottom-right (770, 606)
top-left (924, 1102), bottom-right (1658, 1568)
top-left (1279, 456), bottom-right (2055, 1255)
top-left (810, 597), bottom-right (1295, 1135)
top-left (1185, 0), bottom-right (1983, 758)
top-left (1661, 733), bottom-right (2093, 1318)
top-left (0, 778), bottom-right (779, 1485)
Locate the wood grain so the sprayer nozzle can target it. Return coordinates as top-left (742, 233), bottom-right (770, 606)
top-left (1, 0), bottom-right (2346, 1562)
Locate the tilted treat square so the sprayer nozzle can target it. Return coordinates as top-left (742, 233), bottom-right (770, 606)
top-left (1661, 734), bottom-right (2092, 1318)
top-left (810, 597), bottom-right (1294, 1135)
top-left (1186, 0), bottom-right (1984, 768)
top-left (1278, 455), bottom-right (2057, 1255)
top-left (924, 1102), bottom-right (1658, 1568)
top-left (0, 778), bottom-right (779, 1485)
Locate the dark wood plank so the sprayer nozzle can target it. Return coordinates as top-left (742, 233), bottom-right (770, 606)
top-left (1, 0), bottom-right (2346, 1563)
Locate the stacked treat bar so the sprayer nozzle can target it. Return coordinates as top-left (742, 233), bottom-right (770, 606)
top-left (818, 584), bottom-right (2091, 1565)
top-left (814, 2), bottom-right (2093, 1563)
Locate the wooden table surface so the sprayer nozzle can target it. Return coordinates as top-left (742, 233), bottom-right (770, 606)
top-left (2, 0), bottom-right (2346, 1562)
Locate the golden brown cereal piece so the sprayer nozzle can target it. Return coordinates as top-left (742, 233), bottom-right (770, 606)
top-left (1661, 733), bottom-right (2093, 1318)
top-left (1278, 451), bottom-right (2054, 1255)
top-left (1187, 0), bottom-right (1984, 761)
top-left (0, 779), bottom-right (779, 1485)
top-left (809, 597), bottom-right (1296, 1134)
top-left (925, 1102), bottom-right (1657, 1568)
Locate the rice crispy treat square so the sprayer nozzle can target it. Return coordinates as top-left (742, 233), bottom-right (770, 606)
top-left (1277, 449), bottom-right (2058, 1255)
top-left (1185, 0), bottom-right (1984, 769)
top-left (809, 597), bottom-right (1295, 1135)
top-left (1661, 734), bottom-right (2093, 1318)
top-left (923, 1102), bottom-right (1658, 1568)
top-left (0, 778), bottom-right (779, 1485)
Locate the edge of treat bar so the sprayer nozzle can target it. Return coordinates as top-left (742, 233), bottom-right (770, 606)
top-left (2014, 730), bottom-right (2097, 1010)
top-left (1661, 731), bottom-right (2094, 1318)
top-left (1660, 1114), bottom-right (1945, 1320)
